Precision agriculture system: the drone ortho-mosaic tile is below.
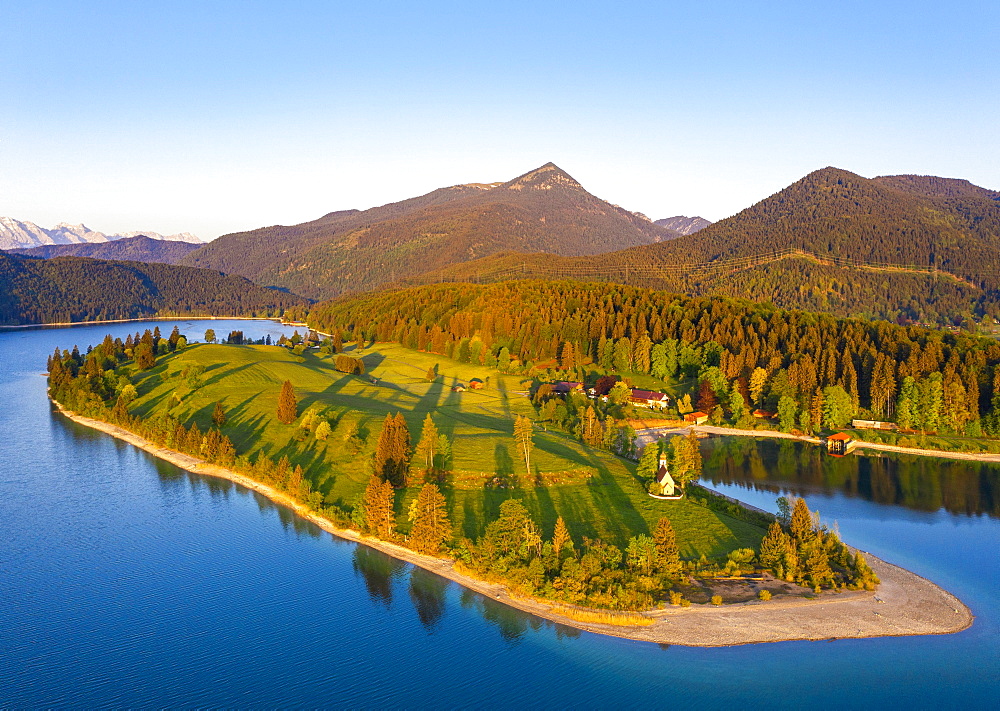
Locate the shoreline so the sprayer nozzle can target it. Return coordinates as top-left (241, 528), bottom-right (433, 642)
top-left (637, 423), bottom-right (1000, 465)
top-left (51, 398), bottom-right (974, 647)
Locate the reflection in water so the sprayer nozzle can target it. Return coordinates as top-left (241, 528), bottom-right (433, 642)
top-left (459, 588), bottom-right (544, 644)
top-left (408, 567), bottom-right (448, 631)
top-left (352, 545), bottom-right (406, 607)
top-left (704, 437), bottom-right (1000, 518)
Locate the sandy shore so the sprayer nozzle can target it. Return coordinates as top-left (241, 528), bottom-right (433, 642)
top-left (52, 400), bottom-right (973, 647)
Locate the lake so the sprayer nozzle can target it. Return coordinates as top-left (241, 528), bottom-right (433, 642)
top-left (1, 320), bottom-right (998, 707)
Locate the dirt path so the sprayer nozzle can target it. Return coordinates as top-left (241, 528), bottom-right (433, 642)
top-left (52, 399), bottom-right (974, 647)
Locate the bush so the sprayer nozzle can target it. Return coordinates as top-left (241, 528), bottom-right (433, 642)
top-left (668, 590), bottom-right (683, 606)
top-left (758, 589), bottom-right (772, 601)
top-left (711, 595), bottom-right (723, 606)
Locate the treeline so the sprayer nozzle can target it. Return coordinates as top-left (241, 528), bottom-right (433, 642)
top-left (0, 251), bottom-right (305, 325)
top-left (309, 280), bottom-right (1000, 436)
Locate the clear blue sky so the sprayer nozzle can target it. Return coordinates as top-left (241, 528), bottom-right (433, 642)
top-left (2, 1), bottom-right (997, 239)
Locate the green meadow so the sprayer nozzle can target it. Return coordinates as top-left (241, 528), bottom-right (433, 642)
top-left (128, 341), bottom-right (764, 557)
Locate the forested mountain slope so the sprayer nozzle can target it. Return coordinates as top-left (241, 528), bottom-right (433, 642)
top-left (0, 252), bottom-right (305, 325)
top-left (411, 168), bottom-right (1000, 325)
top-left (626, 167), bottom-right (1000, 277)
top-left (180, 163), bottom-right (680, 299)
top-left (11, 235), bottom-right (202, 264)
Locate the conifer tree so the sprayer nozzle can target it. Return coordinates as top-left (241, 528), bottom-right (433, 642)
top-left (758, 520), bottom-right (791, 574)
top-left (670, 432), bottom-right (702, 491)
top-left (804, 544), bottom-right (833, 589)
top-left (212, 401), bottom-right (227, 427)
top-left (414, 414), bottom-right (439, 480)
top-left (552, 516), bottom-right (572, 557)
top-left (375, 412), bottom-right (411, 486)
top-left (653, 517), bottom-right (681, 577)
top-left (363, 473), bottom-right (395, 540)
top-left (277, 380), bottom-right (297, 424)
top-left (408, 483), bottom-right (451, 554)
top-left (852, 552), bottom-right (880, 590)
top-left (790, 497), bottom-right (814, 541)
top-left (636, 443), bottom-right (660, 483)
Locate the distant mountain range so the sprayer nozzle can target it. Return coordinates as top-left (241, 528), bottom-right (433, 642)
top-left (0, 217), bottom-right (201, 250)
top-left (653, 216), bottom-right (712, 235)
top-left (0, 250), bottom-right (304, 326)
top-left (180, 162), bottom-right (683, 300)
top-left (11, 235), bottom-right (202, 265)
top-left (5, 164), bottom-right (999, 327)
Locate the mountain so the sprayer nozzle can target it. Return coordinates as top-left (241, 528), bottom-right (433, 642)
top-left (407, 167), bottom-right (1000, 325)
top-left (180, 162), bottom-right (681, 299)
top-left (0, 251), bottom-right (305, 326)
top-left (10, 235), bottom-right (202, 265)
top-left (653, 216), bottom-right (712, 235)
top-left (0, 217), bottom-right (202, 250)
top-left (633, 167), bottom-right (1000, 272)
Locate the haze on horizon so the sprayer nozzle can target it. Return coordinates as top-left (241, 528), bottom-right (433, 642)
top-left (2, 1), bottom-right (997, 241)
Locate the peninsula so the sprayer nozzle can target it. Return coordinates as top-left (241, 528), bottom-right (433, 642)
top-left (46, 326), bottom-right (973, 646)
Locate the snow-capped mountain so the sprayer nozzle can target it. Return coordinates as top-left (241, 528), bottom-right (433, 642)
top-left (0, 217), bottom-right (201, 250)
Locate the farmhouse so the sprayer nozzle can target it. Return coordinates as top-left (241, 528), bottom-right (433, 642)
top-left (469, 378), bottom-right (485, 390)
top-left (552, 381), bottom-right (583, 395)
top-left (752, 409), bottom-right (776, 419)
top-left (629, 388), bottom-right (671, 410)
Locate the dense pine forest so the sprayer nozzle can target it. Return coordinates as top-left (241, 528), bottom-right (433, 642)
top-left (308, 280), bottom-right (1000, 437)
top-left (0, 251), bottom-right (305, 325)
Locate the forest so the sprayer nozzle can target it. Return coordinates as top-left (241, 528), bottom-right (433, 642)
top-left (0, 251), bottom-right (305, 325)
top-left (307, 279), bottom-right (1000, 438)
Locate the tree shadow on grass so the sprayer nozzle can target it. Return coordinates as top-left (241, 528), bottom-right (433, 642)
top-left (201, 362), bottom-right (256, 388)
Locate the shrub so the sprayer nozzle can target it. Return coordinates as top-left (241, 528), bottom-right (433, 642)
top-left (711, 595), bottom-right (723, 606)
top-left (668, 590), bottom-right (683, 606)
top-left (758, 589), bottom-right (772, 601)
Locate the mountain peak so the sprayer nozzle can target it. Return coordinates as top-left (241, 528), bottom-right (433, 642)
top-left (503, 163), bottom-right (582, 192)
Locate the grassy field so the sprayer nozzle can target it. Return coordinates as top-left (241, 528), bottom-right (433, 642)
top-left (128, 341), bottom-right (764, 557)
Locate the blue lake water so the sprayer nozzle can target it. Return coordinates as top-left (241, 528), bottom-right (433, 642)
top-left (1, 320), bottom-right (998, 707)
